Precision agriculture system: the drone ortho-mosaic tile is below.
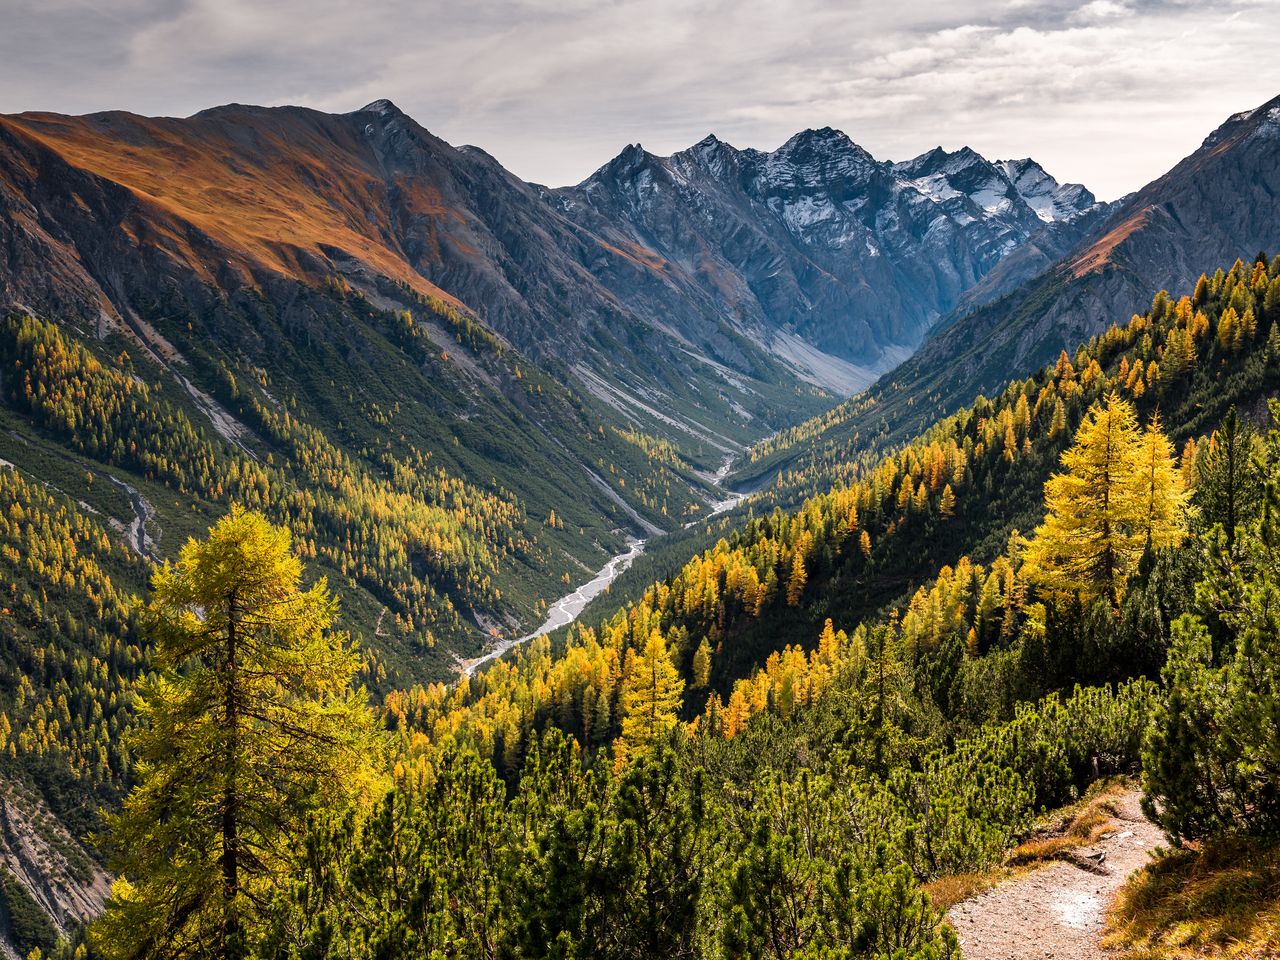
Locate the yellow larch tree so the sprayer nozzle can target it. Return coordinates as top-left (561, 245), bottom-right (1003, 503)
top-left (1131, 414), bottom-right (1187, 552)
top-left (1024, 395), bottom-right (1147, 605)
top-left (617, 629), bottom-right (684, 763)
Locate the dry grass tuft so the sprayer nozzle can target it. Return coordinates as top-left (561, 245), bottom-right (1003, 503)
top-left (1105, 835), bottom-right (1280, 959)
top-left (1005, 780), bottom-right (1129, 869)
top-left (921, 871), bottom-right (1011, 911)
top-left (925, 779), bottom-right (1131, 910)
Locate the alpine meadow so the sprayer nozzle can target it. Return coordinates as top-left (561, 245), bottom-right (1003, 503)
top-left (3, 4), bottom-right (1280, 959)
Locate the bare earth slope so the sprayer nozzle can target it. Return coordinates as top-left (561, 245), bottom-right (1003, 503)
top-left (949, 790), bottom-right (1164, 960)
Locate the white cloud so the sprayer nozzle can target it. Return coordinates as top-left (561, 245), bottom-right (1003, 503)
top-left (1073, 1), bottom-right (1131, 22)
top-left (1, 0), bottom-right (1278, 198)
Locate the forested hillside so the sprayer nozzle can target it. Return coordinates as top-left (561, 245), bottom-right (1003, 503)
top-left (400, 254), bottom-right (1279, 771)
top-left (18, 252), bottom-right (1266, 960)
top-left (0, 284), bottom-right (741, 684)
top-left (742, 94), bottom-right (1280, 503)
top-left (2, 239), bottom-right (1278, 957)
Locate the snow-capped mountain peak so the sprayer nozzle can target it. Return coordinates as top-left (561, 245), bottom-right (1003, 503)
top-left (994, 157), bottom-right (1096, 223)
top-left (889, 146), bottom-right (1096, 224)
top-left (561, 127), bottom-right (1105, 371)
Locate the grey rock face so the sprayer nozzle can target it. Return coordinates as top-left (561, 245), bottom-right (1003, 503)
top-left (556, 131), bottom-right (1100, 368)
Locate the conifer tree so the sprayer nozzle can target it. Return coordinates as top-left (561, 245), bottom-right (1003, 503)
top-left (1217, 306), bottom-right (1239, 350)
top-left (95, 508), bottom-right (377, 960)
top-left (617, 630), bottom-right (684, 763)
top-left (786, 549), bottom-right (808, 606)
top-left (691, 638), bottom-right (712, 690)
top-left (1024, 395), bottom-right (1151, 604)
top-left (1195, 407), bottom-right (1261, 549)
top-left (1131, 414), bottom-right (1186, 552)
top-left (1192, 273), bottom-right (1210, 306)
top-left (1264, 276), bottom-right (1280, 318)
top-left (939, 484), bottom-right (956, 519)
top-left (1049, 397), bottom-right (1067, 437)
top-left (1144, 402), bottom-right (1280, 841)
top-left (1024, 391), bottom-right (1182, 604)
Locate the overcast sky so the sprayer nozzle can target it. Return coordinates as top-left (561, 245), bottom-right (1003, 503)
top-left (3, 0), bottom-right (1279, 199)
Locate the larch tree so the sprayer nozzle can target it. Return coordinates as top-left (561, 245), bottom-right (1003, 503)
top-left (691, 637), bottom-right (712, 690)
top-left (617, 629), bottom-right (684, 763)
top-left (786, 548), bottom-right (808, 606)
top-left (95, 508), bottom-right (378, 960)
top-left (1131, 414), bottom-right (1187, 552)
top-left (1024, 395), bottom-right (1148, 605)
top-left (939, 484), bottom-right (957, 519)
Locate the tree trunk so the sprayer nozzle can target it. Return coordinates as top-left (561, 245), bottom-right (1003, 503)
top-left (223, 593), bottom-right (241, 960)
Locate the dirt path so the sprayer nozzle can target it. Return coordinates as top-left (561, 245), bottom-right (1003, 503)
top-left (948, 790), bottom-right (1165, 959)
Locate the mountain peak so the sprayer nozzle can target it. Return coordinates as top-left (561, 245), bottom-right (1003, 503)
top-left (359, 99), bottom-right (405, 118)
top-left (616, 142), bottom-right (649, 165)
top-left (585, 142), bottom-right (655, 186)
top-left (900, 145), bottom-right (987, 178)
top-left (1201, 92), bottom-right (1280, 151)
top-left (778, 126), bottom-right (860, 155)
top-left (673, 133), bottom-right (741, 178)
top-left (765, 127), bottom-right (876, 185)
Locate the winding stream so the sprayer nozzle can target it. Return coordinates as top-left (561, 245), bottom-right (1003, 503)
top-left (462, 537), bottom-right (647, 676)
top-left (461, 453), bottom-right (746, 676)
top-left (105, 474), bottom-right (156, 559)
top-left (688, 454), bottom-right (748, 526)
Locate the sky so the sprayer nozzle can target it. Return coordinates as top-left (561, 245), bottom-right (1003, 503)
top-left (2, 0), bottom-right (1279, 199)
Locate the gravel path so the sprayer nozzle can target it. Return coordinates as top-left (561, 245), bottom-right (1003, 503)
top-left (948, 790), bottom-right (1165, 960)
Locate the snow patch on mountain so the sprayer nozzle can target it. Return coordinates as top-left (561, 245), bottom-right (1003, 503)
top-left (760, 329), bottom-right (897, 397)
top-left (892, 148), bottom-right (1096, 225)
top-left (905, 172), bottom-right (962, 203)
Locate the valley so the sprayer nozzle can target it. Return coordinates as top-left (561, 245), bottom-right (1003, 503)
top-left (465, 451), bottom-right (751, 675)
top-left (461, 537), bottom-right (646, 677)
top-left (1, 68), bottom-right (1280, 960)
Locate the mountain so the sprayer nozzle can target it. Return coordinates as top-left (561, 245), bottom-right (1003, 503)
top-left (744, 93), bottom-right (1280, 497)
top-left (0, 100), bottom-right (830, 457)
top-left (0, 98), bottom-right (1115, 679)
top-left (0, 99), bottom-right (1107, 456)
top-left (0, 100), bottom-right (867, 686)
top-left (0, 102), bottom-right (1100, 453)
top-left (554, 130), bottom-right (1104, 388)
top-left (887, 95), bottom-right (1280, 420)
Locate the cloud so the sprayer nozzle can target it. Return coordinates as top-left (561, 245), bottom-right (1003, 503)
top-left (1073, 0), bottom-right (1132, 21)
top-left (1, 0), bottom-right (1278, 198)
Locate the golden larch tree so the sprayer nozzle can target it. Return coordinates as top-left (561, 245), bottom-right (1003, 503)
top-left (1024, 395), bottom-right (1155, 605)
top-left (617, 629), bottom-right (684, 763)
top-left (96, 508), bottom-right (378, 960)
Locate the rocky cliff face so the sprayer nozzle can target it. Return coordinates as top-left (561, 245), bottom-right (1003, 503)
top-left (555, 130), bottom-right (1102, 375)
top-left (0, 782), bottom-right (109, 958)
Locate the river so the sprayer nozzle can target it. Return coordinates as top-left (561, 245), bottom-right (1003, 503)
top-left (460, 453), bottom-right (745, 676)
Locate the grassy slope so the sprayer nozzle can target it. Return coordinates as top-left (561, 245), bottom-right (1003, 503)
top-left (1107, 838), bottom-right (1280, 958)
